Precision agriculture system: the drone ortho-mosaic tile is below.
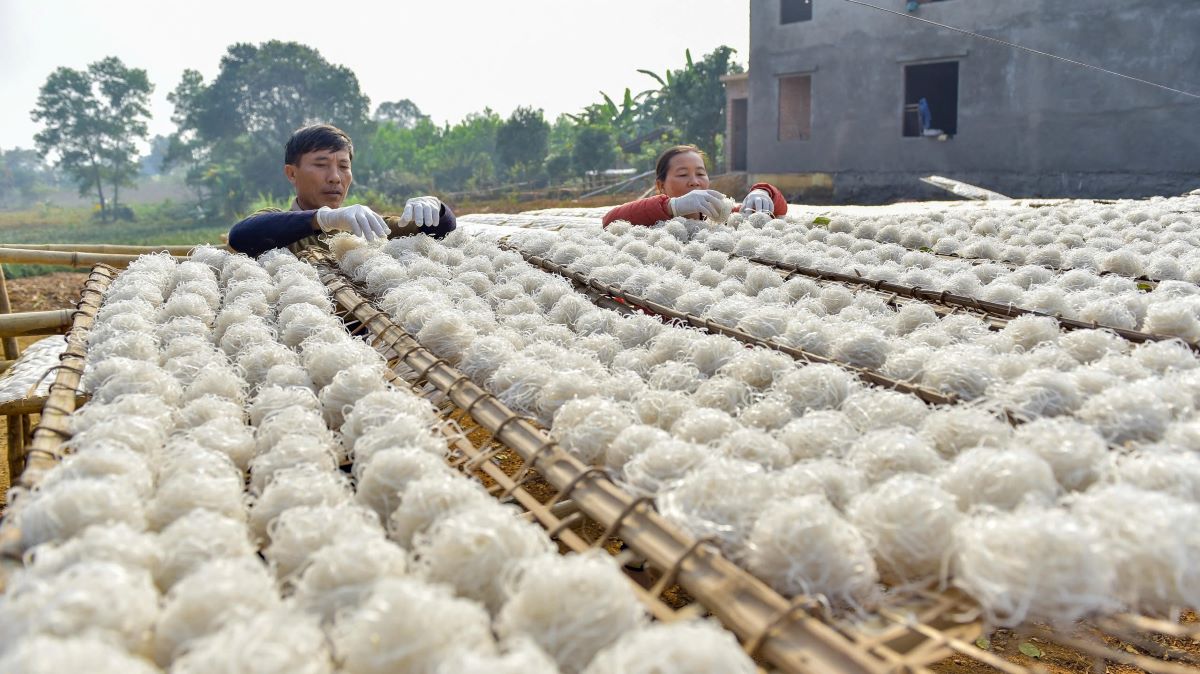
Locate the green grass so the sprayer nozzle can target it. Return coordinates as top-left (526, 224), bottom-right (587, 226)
top-left (0, 201), bottom-right (232, 278)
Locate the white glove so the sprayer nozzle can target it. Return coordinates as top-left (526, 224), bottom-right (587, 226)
top-left (315, 204), bottom-right (388, 241)
top-left (742, 189), bottom-right (774, 215)
top-left (402, 196), bottom-right (442, 229)
top-left (668, 189), bottom-right (726, 220)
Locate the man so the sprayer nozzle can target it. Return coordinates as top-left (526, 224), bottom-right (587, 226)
top-left (228, 123), bottom-right (455, 256)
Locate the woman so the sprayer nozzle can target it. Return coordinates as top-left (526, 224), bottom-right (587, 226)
top-left (601, 145), bottom-right (787, 227)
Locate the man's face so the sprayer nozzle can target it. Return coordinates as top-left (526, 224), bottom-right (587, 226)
top-left (285, 148), bottom-right (353, 210)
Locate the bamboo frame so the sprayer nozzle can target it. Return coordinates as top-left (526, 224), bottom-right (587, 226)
top-left (301, 248), bottom-right (890, 674)
top-left (0, 310), bottom-right (74, 338)
top-left (0, 247), bottom-right (186, 269)
top-left (1, 243), bottom-right (214, 256)
top-left (17, 265), bottom-right (116, 484)
top-left (744, 255), bottom-right (1193, 350)
top-left (498, 243), bottom-right (958, 407)
top-left (0, 263), bottom-right (24, 484)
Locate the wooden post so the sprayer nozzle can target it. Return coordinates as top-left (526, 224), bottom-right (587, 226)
top-left (0, 264), bottom-right (23, 488)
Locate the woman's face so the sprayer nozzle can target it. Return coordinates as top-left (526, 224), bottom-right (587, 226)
top-left (657, 151), bottom-right (709, 198)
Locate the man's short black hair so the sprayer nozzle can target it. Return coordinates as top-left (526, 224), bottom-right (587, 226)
top-left (285, 124), bottom-right (354, 165)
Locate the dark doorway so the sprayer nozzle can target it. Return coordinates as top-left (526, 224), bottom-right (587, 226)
top-left (781, 0), bottom-right (813, 24)
top-left (903, 61), bottom-right (958, 137)
top-left (731, 98), bottom-right (748, 171)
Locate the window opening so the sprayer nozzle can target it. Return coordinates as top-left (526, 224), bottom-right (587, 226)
top-left (903, 61), bottom-right (958, 137)
top-left (781, 0), bottom-right (813, 24)
top-left (778, 75), bottom-right (813, 141)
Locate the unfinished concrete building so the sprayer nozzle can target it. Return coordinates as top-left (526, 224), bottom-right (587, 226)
top-left (724, 0), bottom-right (1200, 203)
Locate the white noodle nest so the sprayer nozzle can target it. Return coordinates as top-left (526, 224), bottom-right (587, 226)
top-left (417, 312), bottom-right (478, 365)
top-left (582, 619), bottom-right (757, 674)
top-left (619, 439), bottom-right (712, 498)
top-left (691, 375), bottom-right (754, 415)
top-left (293, 537), bottom-right (410, 623)
top-left (248, 385), bottom-right (321, 426)
top-left (1069, 484), bottom-right (1200, 614)
top-left (497, 552), bottom-right (646, 673)
top-left (155, 508), bottom-right (255, 590)
top-left (236, 341), bottom-right (299, 388)
top-left (774, 410), bottom-right (859, 461)
top-left (183, 364), bottom-right (248, 404)
top-left (657, 458), bottom-right (771, 553)
top-left (9, 478), bottom-right (147, 550)
top-left (174, 395), bottom-right (244, 429)
top-left (84, 357), bottom-right (182, 406)
top-left (333, 577), bottom-right (496, 674)
top-left (341, 390), bottom-right (437, 449)
top-left (68, 395), bottom-right (174, 435)
top-left (87, 330), bottom-right (158, 363)
top-left (413, 504), bottom-right (555, 612)
top-left (0, 634), bottom-right (160, 674)
top-left (920, 347), bottom-right (994, 400)
top-left (0, 561), bottom-right (158, 656)
top-left (604, 424), bottom-right (671, 471)
top-left (263, 504), bottom-right (384, 581)
top-left (951, 505), bottom-right (1117, 627)
top-left (319, 364), bottom-right (389, 429)
top-left (718, 428), bottom-right (793, 470)
top-left (68, 414), bottom-right (168, 456)
top-left (300, 338), bottom-right (384, 389)
top-left (670, 407), bottom-right (741, 445)
top-left (22, 522), bottom-right (160, 580)
top-left (745, 494), bottom-right (879, 607)
top-left (773, 363), bottom-right (859, 413)
top-left (248, 435), bottom-right (340, 494)
top-left (170, 606), bottom-right (334, 674)
top-left (1006, 418), bottom-right (1107, 492)
top-left (249, 464), bottom-right (352, 543)
top-left (385, 472), bottom-right (493, 547)
top-left (148, 470), bottom-right (245, 531)
top-left (550, 397), bottom-right (636, 465)
top-left (37, 443), bottom-right (153, 499)
top-left (846, 429), bottom-right (945, 485)
top-left (991, 368), bottom-right (1083, 420)
top-left (1076, 381), bottom-right (1171, 444)
top-left (355, 447), bottom-right (451, 522)
top-left (918, 407), bottom-right (1012, 458)
top-left (351, 415), bottom-right (446, 468)
top-left (737, 393), bottom-right (796, 430)
top-left (842, 390), bottom-right (930, 431)
top-left (153, 556), bottom-right (281, 665)
top-left (1108, 450), bottom-right (1200, 503)
top-left (848, 473), bottom-right (962, 584)
top-left (435, 637), bottom-right (558, 674)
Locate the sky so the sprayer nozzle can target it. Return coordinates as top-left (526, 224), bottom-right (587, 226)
top-left (0, 0), bottom-right (750, 151)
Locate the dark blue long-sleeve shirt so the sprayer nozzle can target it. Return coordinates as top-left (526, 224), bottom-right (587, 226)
top-left (228, 202), bottom-right (457, 257)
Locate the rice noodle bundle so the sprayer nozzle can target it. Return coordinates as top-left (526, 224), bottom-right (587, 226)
top-left (155, 508), bottom-right (255, 590)
top-left (249, 464), bottom-right (352, 542)
top-left (745, 495), bottom-right (879, 606)
top-left (293, 537), bottom-right (410, 622)
top-left (551, 397), bottom-right (636, 465)
top-left (153, 556), bottom-right (281, 665)
top-left (848, 474), bottom-right (962, 583)
top-left (0, 634), bottom-right (160, 674)
top-left (657, 459), bottom-right (771, 552)
top-left (22, 522), bottom-right (161, 580)
top-left (333, 577), bottom-right (496, 674)
top-left (775, 411), bottom-right (859, 461)
top-left (497, 553), bottom-right (646, 673)
top-left (412, 504), bottom-right (555, 612)
top-left (0, 561), bottom-right (159, 657)
top-left (582, 619), bottom-right (757, 674)
top-left (8, 478), bottom-right (147, 549)
top-left (355, 447), bottom-right (451, 521)
top-left (318, 365), bottom-right (389, 428)
top-left (264, 504), bottom-right (384, 580)
top-left (951, 505), bottom-right (1117, 627)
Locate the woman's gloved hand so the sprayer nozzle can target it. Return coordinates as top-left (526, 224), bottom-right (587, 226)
top-left (741, 189), bottom-right (774, 215)
top-left (315, 204), bottom-right (389, 241)
top-left (669, 189), bottom-right (727, 220)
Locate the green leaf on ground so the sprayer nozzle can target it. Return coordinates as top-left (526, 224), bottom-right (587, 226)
top-left (812, 216), bottom-right (831, 226)
top-left (1018, 642), bottom-right (1043, 658)
top-left (974, 636), bottom-right (991, 650)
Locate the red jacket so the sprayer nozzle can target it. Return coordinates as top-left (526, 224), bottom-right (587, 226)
top-left (601, 183), bottom-right (788, 227)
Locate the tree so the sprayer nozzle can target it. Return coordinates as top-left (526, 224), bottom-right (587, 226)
top-left (168, 41), bottom-right (371, 218)
top-left (639, 47), bottom-right (743, 161)
top-left (572, 124), bottom-right (618, 176)
top-left (374, 99), bottom-right (429, 129)
top-left (495, 107), bottom-right (549, 183)
top-left (0, 148), bottom-right (57, 209)
top-left (429, 109), bottom-right (501, 191)
top-left (30, 57), bottom-right (152, 220)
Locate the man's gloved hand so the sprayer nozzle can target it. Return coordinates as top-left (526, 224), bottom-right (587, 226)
top-left (402, 196), bottom-right (442, 230)
top-left (668, 189), bottom-right (726, 220)
top-left (742, 189), bottom-right (774, 215)
top-left (315, 204), bottom-right (388, 241)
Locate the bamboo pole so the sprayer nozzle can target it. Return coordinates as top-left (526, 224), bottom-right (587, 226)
top-left (0, 359), bottom-right (13, 375)
top-left (0, 394), bottom-right (88, 416)
top-left (0, 310), bottom-right (74, 338)
top-left (18, 265), bottom-right (115, 483)
top-left (1, 243), bottom-right (213, 255)
top-left (0, 263), bottom-right (24, 490)
top-left (0, 247), bottom-right (186, 268)
top-left (303, 250), bottom-right (888, 674)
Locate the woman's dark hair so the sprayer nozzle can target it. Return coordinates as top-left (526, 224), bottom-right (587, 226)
top-left (285, 124), bottom-right (354, 165)
top-left (654, 144), bottom-right (708, 184)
